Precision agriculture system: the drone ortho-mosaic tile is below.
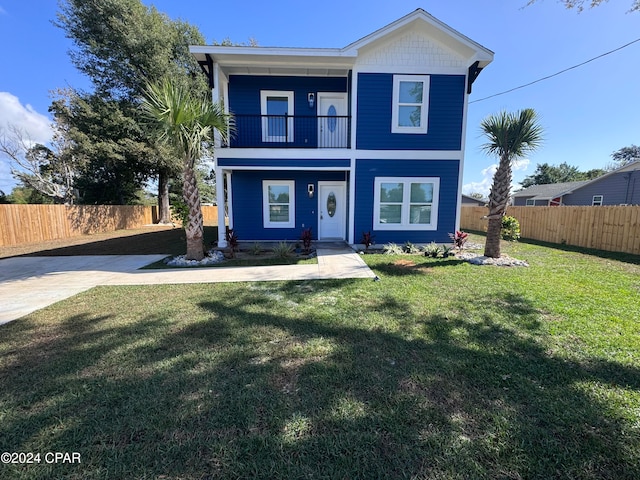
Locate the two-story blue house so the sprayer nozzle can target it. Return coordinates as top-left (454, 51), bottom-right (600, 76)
top-left (190, 9), bottom-right (493, 247)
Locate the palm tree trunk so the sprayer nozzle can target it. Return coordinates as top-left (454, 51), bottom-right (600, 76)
top-left (484, 154), bottom-right (512, 258)
top-left (182, 163), bottom-right (205, 261)
top-left (157, 169), bottom-right (171, 224)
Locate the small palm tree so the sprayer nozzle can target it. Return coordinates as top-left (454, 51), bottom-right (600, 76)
top-left (142, 78), bottom-right (232, 260)
top-left (480, 109), bottom-right (543, 258)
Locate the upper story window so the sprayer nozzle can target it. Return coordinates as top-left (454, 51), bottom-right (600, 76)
top-left (373, 177), bottom-right (439, 230)
top-left (391, 75), bottom-right (430, 134)
top-left (592, 195), bottom-right (603, 206)
top-left (261, 91), bottom-right (294, 143)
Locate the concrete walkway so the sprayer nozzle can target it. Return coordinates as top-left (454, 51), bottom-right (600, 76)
top-left (0, 248), bottom-right (375, 324)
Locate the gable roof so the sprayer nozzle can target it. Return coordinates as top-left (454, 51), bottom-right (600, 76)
top-left (513, 160), bottom-right (640, 201)
top-left (512, 181), bottom-right (590, 200)
top-left (190, 9), bottom-right (493, 77)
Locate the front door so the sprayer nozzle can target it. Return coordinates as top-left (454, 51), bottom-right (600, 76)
top-left (318, 93), bottom-right (348, 148)
top-left (318, 182), bottom-right (346, 240)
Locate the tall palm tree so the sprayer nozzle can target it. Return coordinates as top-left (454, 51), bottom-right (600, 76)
top-left (480, 109), bottom-right (543, 258)
top-left (142, 78), bottom-right (232, 260)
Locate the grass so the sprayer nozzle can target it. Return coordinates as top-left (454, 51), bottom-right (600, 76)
top-left (1, 234), bottom-right (639, 479)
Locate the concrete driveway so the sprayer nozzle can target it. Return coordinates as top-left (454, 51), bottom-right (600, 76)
top-left (0, 248), bottom-right (376, 325)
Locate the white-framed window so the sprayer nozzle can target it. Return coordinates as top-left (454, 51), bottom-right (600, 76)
top-left (592, 195), bottom-right (603, 206)
top-left (391, 75), bottom-right (430, 134)
top-left (260, 91), bottom-right (294, 142)
top-left (373, 177), bottom-right (439, 230)
top-left (263, 180), bottom-right (295, 228)
top-left (526, 199), bottom-right (535, 206)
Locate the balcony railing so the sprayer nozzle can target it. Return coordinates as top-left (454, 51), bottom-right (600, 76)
top-left (227, 114), bottom-right (351, 148)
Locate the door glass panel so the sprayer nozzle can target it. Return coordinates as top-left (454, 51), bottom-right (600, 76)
top-left (327, 192), bottom-right (336, 217)
top-left (327, 105), bottom-right (337, 132)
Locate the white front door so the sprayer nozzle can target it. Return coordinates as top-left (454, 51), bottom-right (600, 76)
top-left (318, 182), bottom-right (346, 240)
top-left (318, 93), bottom-right (348, 148)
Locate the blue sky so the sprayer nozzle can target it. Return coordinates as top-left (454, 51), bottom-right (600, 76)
top-left (0, 0), bottom-right (638, 195)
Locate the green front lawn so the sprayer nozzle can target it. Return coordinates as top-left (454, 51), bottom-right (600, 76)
top-left (1, 236), bottom-right (639, 479)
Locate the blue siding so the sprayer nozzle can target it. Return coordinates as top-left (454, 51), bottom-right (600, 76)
top-left (354, 159), bottom-right (460, 244)
top-left (231, 170), bottom-right (347, 241)
top-left (228, 75), bottom-right (348, 148)
top-left (356, 73), bottom-right (465, 151)
top-left (218, 158), bottom-right (350, 168)
top-left (564, 170), bottom-right (640, 205)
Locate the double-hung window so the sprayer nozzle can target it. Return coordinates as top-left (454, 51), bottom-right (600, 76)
top-left (592, 195), bottom-right (603, 206)
top-left (261, 91), bottom-right (294, 143)
top-left (374, 177), bottom-right (439, 230)
top-left (391, 75), bottom-right (430, 134)
top-left (263, 180), bottom-right (295, 228)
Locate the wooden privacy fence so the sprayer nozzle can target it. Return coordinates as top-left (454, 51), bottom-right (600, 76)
top-left (0, 204), bottom-right (219, 247)
top-left (461, 205), bottom-right (640, 255)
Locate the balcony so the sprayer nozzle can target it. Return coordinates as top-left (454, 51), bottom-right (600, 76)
top-left (227, 114), bottom-right (351, 149)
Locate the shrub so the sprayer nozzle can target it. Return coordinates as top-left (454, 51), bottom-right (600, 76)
top-left (272, 241), bottom-right (293, 258)
top-left (423, 241), bottom-right (441, 258)
top-left (300, 228), bottom-right (313, 254)
top-left (501, 216), bottom-right (521, 241)
top-left (225, 227), bottom-right (239, 258)
top-left (403, 241), bottom-right (421, 254)
top-left (361, 231), bottom-right (375, 251)
top-left (449, 230), bottom-right (469, 251)
top-left (249, 242), bottom-right (263, 255)
top-left (383, 242), bottom-right (403, 255)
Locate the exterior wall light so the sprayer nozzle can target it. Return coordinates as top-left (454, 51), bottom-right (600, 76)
top-left (308, 184), bottom-right (314, 198)
top-left (308, 93), bottom-right (315, 109)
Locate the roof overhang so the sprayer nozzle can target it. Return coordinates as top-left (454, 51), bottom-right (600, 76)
top-left (190, 9), bottom-right (493, 80)
top-left (190, 46), bottom-right (357, 78)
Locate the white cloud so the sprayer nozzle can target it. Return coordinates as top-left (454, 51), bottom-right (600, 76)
top-left (463, 158), bottom-right (531, 198)
top-left (0, 92), bottom-right (53, 192)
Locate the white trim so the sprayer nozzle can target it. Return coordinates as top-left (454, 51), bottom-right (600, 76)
top-left (456, 71), bottom-right (471, 232)
top-left (348, 158), bottom-right (356, 244)
top-left (592, 195), bottom-right (603, 206)
top-left (260, 90), bottom-right (294, 143)
top-left (318, 181), bottom-right (347, 240)
top-left (526, 199), bottom-right (535, 207)
top-left (373, 177), bottom-right (439, 230)
top-left (392, 75), bottom-right (430, 134)
top-left (226, 172), bottom-right (233, 230)
top-left (263, 180), bottom-right (296, 228)
top-left (215, 166), bottom-right (227, 247)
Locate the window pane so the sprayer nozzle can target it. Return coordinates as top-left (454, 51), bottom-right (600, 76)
top-left (266, 97), bottom-right (288, 115)
top-left (269, 205), bottom-right (289, 222)
top-left (268, 185), bottom-right (289, 204)
top-left (410, 183), bottom-right (433, 203)
top-left (398, 106), bottom-right (422, 127)
top-left (380, 205), bottom-right (402, 224)
top-left (399, 81), bottom-right (423, 103)
top-left (409, 205), bottom-right (431, 224)
top-left (380, 183), bottom-right (403, 202)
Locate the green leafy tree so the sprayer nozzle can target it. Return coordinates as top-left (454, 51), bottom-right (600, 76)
top-left (609, 145), bottom-right (640, 169)
top-left (520, 162), bottom-right (605, 188)
top-left (55, 0), bottom-right (207, 216)
top-left (481, 109), bottom-right (543, 258)
top-left (142, 78), bottom-right (233, 260)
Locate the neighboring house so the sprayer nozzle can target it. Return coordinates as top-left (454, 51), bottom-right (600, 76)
top-left (191, 9), bottom-right (493, 247)
top-left (512, 181), bottom-right (590, 207)
top-left (461, 193), bottom-right (487, 206)
top-left (513, 161), bottom-right (640, 206)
